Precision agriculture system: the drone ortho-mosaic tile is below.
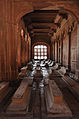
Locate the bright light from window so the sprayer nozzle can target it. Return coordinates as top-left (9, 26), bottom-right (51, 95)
top-left (34, 56), bottom-right (37, 59)
top-left (35, 46), bottom-right (38, 48)
top-left (34, 45), bottom-right (47, 60)
top-left (41, 45), bottom-right (43, 48)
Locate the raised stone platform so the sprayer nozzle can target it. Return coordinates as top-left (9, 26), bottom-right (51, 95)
top-left (0, 82), bottom-right (9, 103)
top-left (21, 67), bottom-right (27, 74)
top-left (45, 63), bottom-right (49, 68)
top-left (18, 66), bottom-right (31, 79)
top-left (48, 80), bottom-right (63, 104)
top-left (62, 75), bottom-right (79, 101)
top-left (49, 68), bottom-right (62, 79)
top-left (7, 79), bottom-right (31, 115)
top-left (49, 61), bottom-right (55, 67)
top-left (52, 63), bottom-right (60, 70)
top-left (33, 68), bottom-right (43, 88)
top-left (27, 62), bottom-right (33, 70)
top-left (58, 66), bottom-right (68, 76)
top-left (45, 80), bottom-right (72, 118)
top-left (24, 77), bottom-right (33, 86)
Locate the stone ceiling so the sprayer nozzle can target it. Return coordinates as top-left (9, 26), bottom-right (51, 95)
top-left (23, 10), bottom-right (68, 44)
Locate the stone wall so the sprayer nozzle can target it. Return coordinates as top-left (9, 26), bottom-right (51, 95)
top-left (16, 18), bottom-right (31, 69)
top-left (0, 0), bottom-right (16, 81)
top-left (0, 0), bottom-right (31, 81)
top-left (55, 41), bottom-right (58, 62)
top-left (51, 14), bottom-right (78, 74)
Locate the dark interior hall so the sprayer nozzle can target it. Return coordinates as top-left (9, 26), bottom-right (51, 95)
top-left (0, 0), bottom-right (79, 119)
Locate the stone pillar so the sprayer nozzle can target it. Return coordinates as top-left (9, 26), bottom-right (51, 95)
top-left (68, 31), bottom-right (71, 71)
top-left (57, 40), bottom-right (58, 62)
top-left (61, 36), bottom-right (63, 65)
top-left (28, 35), bottom-right (31, 61)
top-left (58, 39), bottom-right (61, 63)
top-left (21, 36), bottom-right (25, 66)
top-left (27, 39), bottom-right (29, 62)
top-left (76, 23), bottom-right (79, 79)
top-left (50, 41), bottom-right (53, 60)
top-left (54, 41), bottom-right (55, 61)
top-left (25, 34), bottom-right (28, 63)
top-left (0, 0), bottom-right (18, 81)
top-left (17, 29), bottom-right (21, 68)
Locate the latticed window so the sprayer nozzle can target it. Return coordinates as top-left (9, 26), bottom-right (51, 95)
top-left (34, 45), bottom-right (47, 59)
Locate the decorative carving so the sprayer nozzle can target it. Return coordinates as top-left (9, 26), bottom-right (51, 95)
top-left (59, 13), bottom-right (68, 20)
top-left (21, 29), bottom-right (24, 37)
top-left (68, 26), bottom-right (72, 34)
top-left (54, 23), bottom-right (61, 28)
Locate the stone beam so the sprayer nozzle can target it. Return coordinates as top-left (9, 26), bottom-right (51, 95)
top-left (32, 28), bottom-right (50, 32)
top-left (31, 32), bottom-right (49, 36)
top-left (31, 23), bottom-right (58, 28)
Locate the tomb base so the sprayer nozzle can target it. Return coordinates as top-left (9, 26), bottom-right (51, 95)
top-left (0, 82), bottom-right (11, 103)
top-left (6, 79), bottom-right (31, 116)
top-left (45, 80), bottom-right (72, 118)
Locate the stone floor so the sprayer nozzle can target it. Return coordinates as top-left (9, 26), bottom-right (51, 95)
top-left (0, 67), bottom-right (79, 119)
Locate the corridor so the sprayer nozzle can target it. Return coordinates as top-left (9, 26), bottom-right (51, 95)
top-left (0, 0), bottom-right (79, 119)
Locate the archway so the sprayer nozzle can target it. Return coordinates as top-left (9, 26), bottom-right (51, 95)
top-left (15, 2), bottom-right (79, 78)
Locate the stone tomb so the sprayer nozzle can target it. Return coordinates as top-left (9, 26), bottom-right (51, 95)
top-left (40, 60), bottom-right (46, 67)
top-left (18, 66), bottom-right (28, 79)
top-left (45, 63), bottom-right (49, 68)
top-left (48, 60), bottom-right (52, 65)
top-left (33, 68), bottom-right (43, 88)
top-left (21, 67), bottom-right (27, 74)
top-left (49, 68), bottom-right (61, 80)
top-left (49, 61), bottom-right (55, 67)
top-left (27, 62), bottom-right (33, 70)
top-left (58, 66), bottom-right (68, 76)
top-left (62, 75), bottom-right (79, 101)
top-left (7, 79), bottom-right (31, 115)
top-left (52, 63), bottom-right (60, 70)
top-left (0, 82), bottom-right (10, 103)
top-left (45, 80), bottom-right (72, 118)
top-left (48, 80), bottom-right (63, 104)
top-left (24, 77), bottom-right (33, 86)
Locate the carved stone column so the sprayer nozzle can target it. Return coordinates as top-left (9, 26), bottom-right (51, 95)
top-left (21, 35), bottom-right (25, 66)
top-left (54, 40), bottom-right (55, 61)
top-left (50, 41), bottom-right (53, 60)
top-left (57, 39), bottom-right (58, 63)
top-left (58, 38), bottom-right (61, 63)
top-left (68, 29), bottom-right (71, 71)
top-left (61, 35), bottom-right (63, 65)
top-left (52, 40), bottom-right (55, 61)
top-left (76, 23), bottom-right (79, 80)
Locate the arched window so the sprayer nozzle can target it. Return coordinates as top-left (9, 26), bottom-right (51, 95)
top-left (34, 45), bottom-right (47, 60)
